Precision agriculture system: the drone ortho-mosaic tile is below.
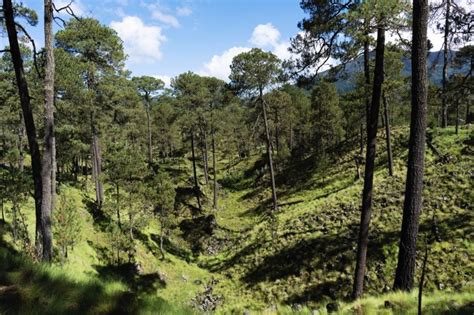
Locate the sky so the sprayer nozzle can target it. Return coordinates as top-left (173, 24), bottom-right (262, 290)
top-left (1, 0), bottom-right (471, 86)
top-left (4, 0), bottom-right (303, 86)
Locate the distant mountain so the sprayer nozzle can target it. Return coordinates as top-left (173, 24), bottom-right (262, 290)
top-left (319, 51), bottom-right (470, 93)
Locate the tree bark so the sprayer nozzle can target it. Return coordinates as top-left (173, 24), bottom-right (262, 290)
top-left (201, 128), bottom-right (209, 185)
top-left (212, 127), bottom-right (218, 210)
top-left (116, 184), bottom-right (122, 229)
top-left (364, 23), bottom-right (371, 128)
top-left (394, 0), bottom-right (428, 291)
top-left (418, 243), bottom-right (429, 315)
top-left (353, 26), bottom-right (385, 300)
top-left (17, 113), bottom-right (25, 172)
top-left (159, 218), bottom-right (165, 260)
top-left (145, 97), bottom-right (153, 166)
top-left (383, 92), bottom-right (394, 176)
top-left (191, 131), bottom-right (202, 212)
top-left (441, 0), bottom-right (451, 128)
top-left (87, 64), bottom-right (104, 210)
top-left (1, 198), bottom-right (4, 222)
top-left (91, 132), bottom-right (104, 209)
top-left (39, 0), bottom-right (55, 262)
top-left (275, 109), bottom-right (280, 154)
top-left (260, 88), bottom-right (278, 211)
top-left (455, 99), bottom-right (459, 134)
top-left (3, 0), bottom-right (44, 257)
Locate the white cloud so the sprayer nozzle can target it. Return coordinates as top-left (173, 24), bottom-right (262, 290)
top-left (176, 6), bottom-right (192, 17)
top-left (153, 75), bottom-right (171, 88)
top-left (200, 46), bottom-right (251, 80)
top-left (110, 16), bottom-right (166, 63)
top-left (142, 3), bottom-right (180, 28)
top-left (273, 41), bottom-right (292, 60)
top-left (198, 23), bottom-right (295, 80)
top-left (250, 23), bottom-right (281, 47)
top-left (152, 10), bottom-right (180, 28)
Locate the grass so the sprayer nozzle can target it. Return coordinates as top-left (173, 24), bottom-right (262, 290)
top-left (0, 126), bottom-right (472, 314)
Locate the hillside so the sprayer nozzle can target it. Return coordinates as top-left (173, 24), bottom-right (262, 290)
top-left (1, 126), bottom-right (472, 314)
top-left (322, 51), bottom-right (470, 93)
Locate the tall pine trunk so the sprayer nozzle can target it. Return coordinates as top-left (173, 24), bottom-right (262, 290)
top-left (353, 26), bottom-right (385, 300)
top-left (383, 92), bottom-right (393, 176)
top-left (201, 128), bottom-right (209, 185)
top-left (191, 131), bottom-right (202, 212)
top-left (17, 113), bottom-right (24, 172)
top-left (393, 0), bottom-right (428, 291)
top-left (146, 100), bottom-right (153, 166)
top-left (455, 99), bottom-right (459, 134)
top-left (87, 65), bottom-right (104, 210)
top-left (91, 132), bottom-right (104, 209)
top-left (260, 87), bottom-right (278, 211)
top-left (212, 128), bottom-right (218, 210)
top-left (441, 0), bottom-right (451, 128)
top-left (4, 0), bottom-right (44, 257)
top-left (39, 0), bottom-right (55, 261)
top-left (364, 22), bottom-right (371, 128)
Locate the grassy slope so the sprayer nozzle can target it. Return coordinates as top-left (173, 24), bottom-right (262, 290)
top-left (0, 126), bottom-right (472, 314)
top-left (202, 126), bottom-right (473, 313)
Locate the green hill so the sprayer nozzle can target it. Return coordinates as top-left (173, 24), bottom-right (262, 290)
top-left (0, 126), bottom-right (472, 314)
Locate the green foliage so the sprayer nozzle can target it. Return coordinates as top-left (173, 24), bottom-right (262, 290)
top-left (230, 48), bottom-right (282, 93)
top-left (310, 80), bottom-right (345, 150)
top-left (55, 18), bottom-right (125, 70)
top-left (53, 191), bottom-right (83, 261)
top-left (153, 171), bottom-right (176, 214)
top-left (132, 75), bottom-right (165, 100)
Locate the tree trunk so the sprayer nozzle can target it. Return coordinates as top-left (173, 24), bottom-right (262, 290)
top-left (17, 113), bottom-right (24, 172)
top-left (159, 218), bottom-right (165, 260)
top-left (393, 0), bottom-right (428, 291)
top-left (39, 0), bottom-right (55, 262)
top-left (116, 184), bottom-right (122, 229)
top-left (87, 63), bottom-right (103, 210)
top-left (353, 26), bottom-right (385, 300)
top-left (383, 93), bottom-right (394, 176)
top-left (12, 202), bottom-right (18, 242)
top-left (455, 99), bottom-right (459, 134)
top-left (91, 132), bottom-right (104, 209)
top-left (4, 0), bottom-right (44, 258)
top-left (201, 128), bottom-right (209, 185)
top-left (260, 87), bottom-right (278, 211)
top-left (275, 109), bottom-right (280, 154)
top-left (1, 198), bottom-right (4, 222)
top-left (418, 243), bottom-right (429, 315)
top-left (146, 100), bottom-right (153, 166)
top-left (364, 23), bottom-right (371, 128)
top-left (441, 0), bottom-right (451, 128)
top-left (212, 128), bottom-right (218, 210)
top-left (466, 96), bottom-right (471, 124)
top-left (191, 131), bottom-right (202, 212)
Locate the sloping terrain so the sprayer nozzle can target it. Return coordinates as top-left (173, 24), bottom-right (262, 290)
top-left (0, 126), bottom-right (472, 314)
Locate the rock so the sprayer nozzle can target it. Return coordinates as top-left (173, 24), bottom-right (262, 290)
top-left (292, 303), bottom-right (302, 311)
top-left (243, 310), bottom-right (250, 315)
top-left (326, 302), bottom-right (339, 313)
top-left (181, 274), bottom-right (188, 282)
top-left (311, 309), bottom-right (320, 315)
top-left (134, 262), bottom-right (144, 275)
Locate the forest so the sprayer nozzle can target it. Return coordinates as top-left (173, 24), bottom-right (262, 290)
top-left (0, 0), bottom-right (472, 314)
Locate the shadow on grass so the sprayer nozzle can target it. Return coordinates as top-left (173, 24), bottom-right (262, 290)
top-left (94, 263), bottom-right (166, 294)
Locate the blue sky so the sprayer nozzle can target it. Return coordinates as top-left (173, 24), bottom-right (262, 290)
top-left (11, 0), bottom-right (304, 85)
